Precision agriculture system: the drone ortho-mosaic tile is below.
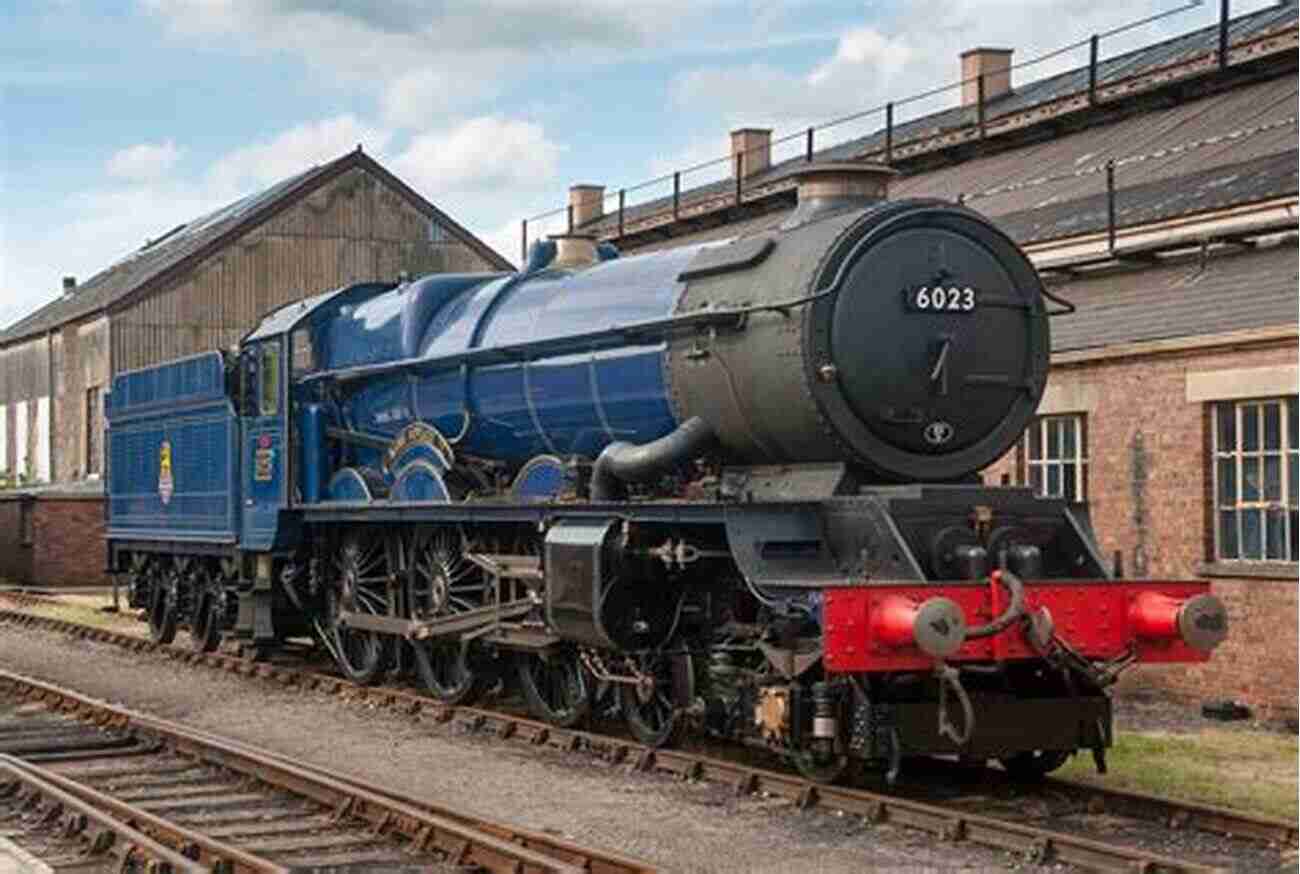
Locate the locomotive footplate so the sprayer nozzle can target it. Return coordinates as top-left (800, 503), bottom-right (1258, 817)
top-left (852, 691), bottom-right (1112, 759)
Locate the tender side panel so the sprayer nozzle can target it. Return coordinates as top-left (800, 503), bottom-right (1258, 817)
top-left (824, 580), bottom-right (1213, 672)
top-left (106, 352), bottom-right (239, 542)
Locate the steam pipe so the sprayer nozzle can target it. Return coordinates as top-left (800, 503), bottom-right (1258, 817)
top-left (590, 417), bottom-right (715, 501)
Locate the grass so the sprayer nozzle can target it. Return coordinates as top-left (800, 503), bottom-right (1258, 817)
top-left (1058, 727), bottom-right (1299, 821)
top-left (0, 592), bottom-right (147, 636)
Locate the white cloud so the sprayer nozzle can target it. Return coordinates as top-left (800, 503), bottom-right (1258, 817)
top-left (0, 110), bottom-right (561, 325)
top-left (391, 116), bottom-right (563, 197)
top-left (666, 0), bottom-right (1237, 151)
top-left (206, 115), bottom-right (393, 195)
top-left (106, 140), bottom-right (182, 181)
top-left (140, 0), bottom-right (717, 128)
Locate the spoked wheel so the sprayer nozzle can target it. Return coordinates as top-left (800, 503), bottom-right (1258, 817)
top-left (315, 533), bottom-right (390, 684)
top-left (999, 749), bottom-right (1071, 780)
top-left (408, 528), bottom-right (490, 704)
top-left (189, 567), bottom-right (224, 654)
top-left (620, 651), bottom-right (694, 748)
top-left (517, 650), bottom-right (590, 728)
top-left (147, 562), bottom-right (177, 645)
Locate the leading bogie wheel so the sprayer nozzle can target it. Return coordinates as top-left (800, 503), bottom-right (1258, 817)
top-left (517, 650), bottom-right (590, 728)
top-left (620, 651), bottom-right (694, 748)
top-left (792, 747), bottom-right (851, 784)
top-left (998, 749), bottom-right (1071, 780)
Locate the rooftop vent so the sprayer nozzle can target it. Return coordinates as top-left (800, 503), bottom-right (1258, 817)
top-left (62, 276), bottom-right (77, 297)
top-left (961, 47), bottom-right (1013, 107)
top-left (781, 162), bottom-right (897, 229)
top-left (569, 184), bottom-right (605, 228)
top-left (730, 128), bottom-right (772, 179)
top-left (549, 233), bottom-right (599, 270)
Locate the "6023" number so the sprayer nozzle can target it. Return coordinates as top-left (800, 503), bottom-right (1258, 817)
top-left (908, 286), bottom-right (977, 313)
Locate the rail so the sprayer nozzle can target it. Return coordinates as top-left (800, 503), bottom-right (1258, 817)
top-left (0, 663), bottom-right (653, 874)
top-left (0, 598), bottom-right (1294, 866)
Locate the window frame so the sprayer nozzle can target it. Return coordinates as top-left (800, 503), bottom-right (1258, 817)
top-left (85, 385), bottom-right (102, 478)
top-left (1021, 413), bottom-right (1088, 502)
top-left (258, 342), bottom-right (281, 418)
top-left (1210, 397), bottom-right (1298, 564)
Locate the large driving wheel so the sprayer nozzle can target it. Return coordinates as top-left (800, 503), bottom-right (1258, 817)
top-left (517, 650), bottom-right (590, 728)
top-left (316, 533), bottom-right (390, 684)
top-left (408, 527), bottom-right (490, 704)
top-left (147, 561), bottom-right (178, 645)
top-left (620, 651), bottom-right (694, 748)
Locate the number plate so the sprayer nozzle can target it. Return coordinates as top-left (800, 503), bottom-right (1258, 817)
top-left (904, 285), bottom-right (977, 313)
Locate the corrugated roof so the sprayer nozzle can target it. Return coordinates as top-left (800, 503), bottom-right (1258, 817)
top-left (0, 151), bottom-right (510, 346)
top-left (585, 2), bottom-right (1297, 237)
top-left (1049, 240), bottom-right (1298, 352)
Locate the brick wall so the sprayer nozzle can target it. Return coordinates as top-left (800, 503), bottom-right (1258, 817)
top-left (0, 494), bottom-right (106, 588)
top-left (0, 497), bottom-right (34, 584)
top-left (32, 497), bottom-right (108, 587)
top-left (986, 339), bottom-right (1299, 722)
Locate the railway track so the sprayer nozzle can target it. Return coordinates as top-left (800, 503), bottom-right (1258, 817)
top-left (0, 668), bottom-right (651, 874)
top-left (0, 597), bottom-right (1294, 872)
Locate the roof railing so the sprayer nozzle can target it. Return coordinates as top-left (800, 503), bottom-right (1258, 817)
top-left (518, 0), bottom-right (1263, 261)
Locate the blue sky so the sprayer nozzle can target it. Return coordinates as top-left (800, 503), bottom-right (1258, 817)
top-left (0, 0), bottom-right (1277, 329)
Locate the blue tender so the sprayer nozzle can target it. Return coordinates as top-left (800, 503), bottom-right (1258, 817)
top-left (106, 351), bottom-right (240, 543)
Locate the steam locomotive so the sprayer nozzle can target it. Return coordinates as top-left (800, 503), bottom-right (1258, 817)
top-left (106, 163), bottom-right (1226, 782)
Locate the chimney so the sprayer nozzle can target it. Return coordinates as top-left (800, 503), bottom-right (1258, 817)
top-left (568, 184), bottom-right (605, 228)
top-left (549, 233), bottom-right (599, 270)
top-left (730, 128), bottom-right (772, 179)
top-left (961, 47), bottom-right (1013, 107)
top-left (62, 276), bottom-right (77, 297)
top-left (781, 162), bottom-right (897, 229)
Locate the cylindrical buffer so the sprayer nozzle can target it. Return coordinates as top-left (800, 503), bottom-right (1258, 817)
top-left (1128, 591), bottom-right (1228, 652)
top-left (872, 595), bottom-right (968, 658)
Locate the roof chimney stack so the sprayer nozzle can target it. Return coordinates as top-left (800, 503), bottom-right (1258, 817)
top-left (961, 47), bottom-right (1013, 107)
top-left (62, 276), bottom-right (77, 297)
top-left (568, 184), bottom-right (605, 228)
top-left (730, 128), bottom-right (772, 179)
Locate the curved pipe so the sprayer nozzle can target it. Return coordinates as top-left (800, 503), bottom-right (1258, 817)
top-left (590, 417), bottom-right (715, 501)
top-left (965, 569), bottom-right (1026, 640)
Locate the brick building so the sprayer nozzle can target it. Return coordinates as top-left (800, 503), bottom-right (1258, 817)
top-left (0, 148), bottom-right (508, 586)
top-left (566, 5), bottom-right (1299, 720)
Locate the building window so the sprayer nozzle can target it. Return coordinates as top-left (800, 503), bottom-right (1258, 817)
top-left (1023, 414), bottom-right (1087, 501)
top-left (85, 386), bottom-right (102, 477)
top-left (428, 220), bottom-right (449, 243)
top-left (1212, 398), bottom-right (1299, 563)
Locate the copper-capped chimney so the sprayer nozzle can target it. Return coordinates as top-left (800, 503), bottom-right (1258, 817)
top-left (781, 161), bottom-right (897, 229)
top-left (549, 233), bottom-right (599, 270)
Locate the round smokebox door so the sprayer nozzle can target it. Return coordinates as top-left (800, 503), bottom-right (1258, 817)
top-left (829, 225), bottom-right (1036, 456)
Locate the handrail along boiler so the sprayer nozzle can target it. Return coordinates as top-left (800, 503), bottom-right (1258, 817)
top-left (106, 163), bottom-right (1227, 782)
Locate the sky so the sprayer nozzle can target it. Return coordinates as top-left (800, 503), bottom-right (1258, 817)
top-left (0, 0), bottom-right (1280, 330)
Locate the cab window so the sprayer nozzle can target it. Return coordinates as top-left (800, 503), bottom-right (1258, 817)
top-left (259, 343), bottom-right (280, 416)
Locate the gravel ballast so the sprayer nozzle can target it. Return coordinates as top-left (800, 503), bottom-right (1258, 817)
top-left (0, 625), bottom-right (1032, 873)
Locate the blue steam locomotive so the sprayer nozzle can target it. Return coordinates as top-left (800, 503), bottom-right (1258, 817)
top-left (106, 164), bottom-right (1225, 782)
